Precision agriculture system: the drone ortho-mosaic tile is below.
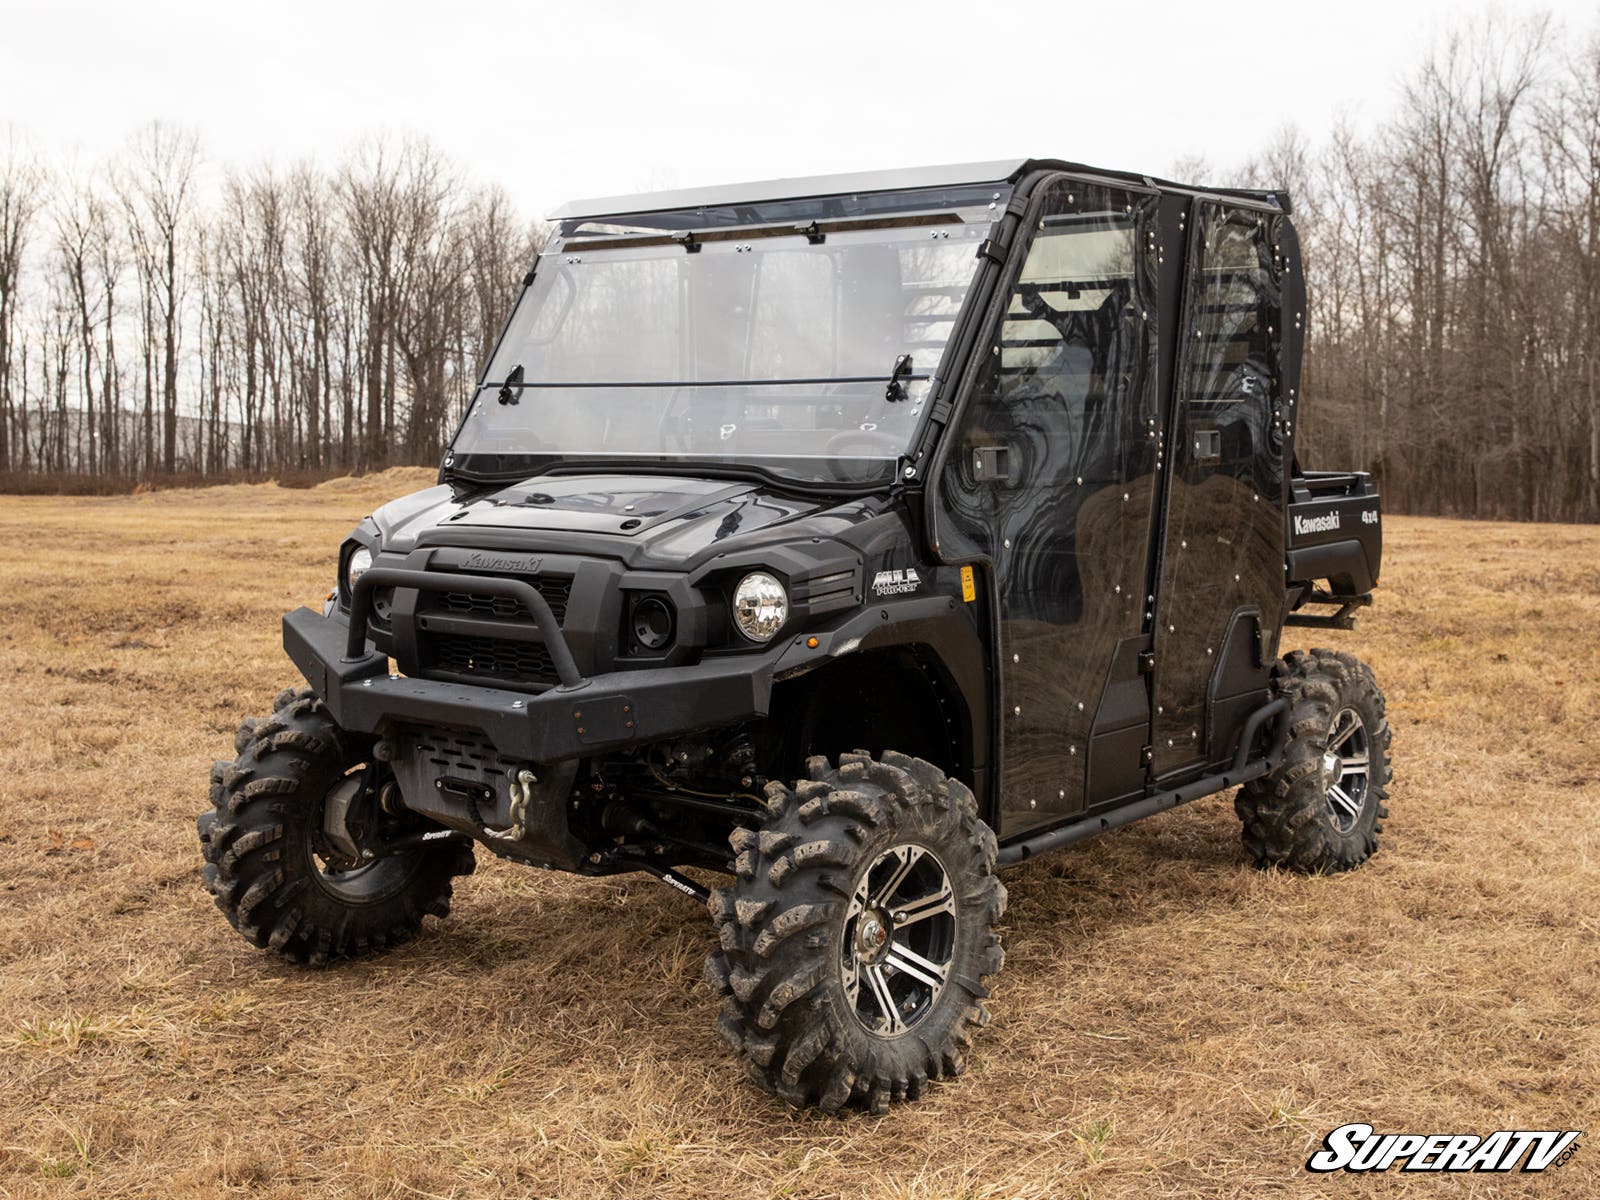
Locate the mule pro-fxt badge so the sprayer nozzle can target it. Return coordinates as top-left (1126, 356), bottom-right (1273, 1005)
top-left (871, 567), bottom-right (922, 596)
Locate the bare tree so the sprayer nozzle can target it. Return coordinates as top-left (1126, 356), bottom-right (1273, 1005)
top-left (117, 122), bottom-right (199, 474)
top-left (1537, 30), bottom-right (1600, 515)
top-left (53, 176), bottom-right (116, 473)
top-left (0, 132), bottom-right (45, 472)
top-left (339, 139), bottom-right (405, 468)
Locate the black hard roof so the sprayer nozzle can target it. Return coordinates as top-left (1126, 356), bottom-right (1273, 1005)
top-left (548, 159), bottom-right (1286, 222)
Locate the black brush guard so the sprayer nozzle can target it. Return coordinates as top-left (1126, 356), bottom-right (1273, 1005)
top-left (287, 566), bottom-right (769, 764)
top-left (347, 567), bottom-right (582, 688)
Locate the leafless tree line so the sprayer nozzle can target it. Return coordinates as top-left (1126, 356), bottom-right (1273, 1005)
top-left (0, 127), bottom-right (542, 479)
top-left (2, 11), bottom-right (1599, 522)
top-left (1208, 11), bottom-right (1600, 521)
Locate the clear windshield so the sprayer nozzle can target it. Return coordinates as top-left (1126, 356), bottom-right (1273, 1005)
top-left (451, 211), bottom-right (994, 486)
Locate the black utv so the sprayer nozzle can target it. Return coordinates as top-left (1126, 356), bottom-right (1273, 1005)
top-left (199, 159), bottom-right (1392, 1113)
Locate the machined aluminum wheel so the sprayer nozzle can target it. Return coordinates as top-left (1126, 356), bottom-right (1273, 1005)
top-left (841, 843), bottom-right (957, 1037)
top-left (1322, 706), bottom-right (1372, 833)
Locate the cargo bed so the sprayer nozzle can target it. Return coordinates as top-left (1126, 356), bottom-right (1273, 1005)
top-left (1285, 471), bottom-right (1381, 629)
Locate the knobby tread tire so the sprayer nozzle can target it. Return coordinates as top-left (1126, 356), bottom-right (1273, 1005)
top-left (198, 686), bottom-right (474, 965)
top-left (704, 750), bottom-right (1006, 1114)
top-left (1235, 648), bottom-right (1393, 873)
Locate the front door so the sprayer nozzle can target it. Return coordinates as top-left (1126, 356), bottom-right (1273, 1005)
top-left (937, 176), bottom-right (1162, 837)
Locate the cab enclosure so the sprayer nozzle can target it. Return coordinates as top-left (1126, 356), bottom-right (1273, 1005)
top-left (279, 157), bottom-right (1382, 877)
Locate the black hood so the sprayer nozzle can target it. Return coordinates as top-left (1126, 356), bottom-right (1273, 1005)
top-left (368, 473), bottom-right (844, 568)
top-left (450, 475), bottom-right (776, 535)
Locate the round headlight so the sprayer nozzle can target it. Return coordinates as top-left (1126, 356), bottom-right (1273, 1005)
top-left (732, 572), bottom-right (788, 643)
top-left (347, 545), bottom-right (374, 590)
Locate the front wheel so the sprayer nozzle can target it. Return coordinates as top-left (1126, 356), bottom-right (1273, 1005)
top-left (198, 687), bottom-right (475, 964)
top-left (705, 751), bottom-right (1005, 1113)
top-left (1235, 649), bottom-right (1394, 873)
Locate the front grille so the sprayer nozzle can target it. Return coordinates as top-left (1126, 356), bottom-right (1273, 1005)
top-left (411, 570), bottom-right (572, 689)
top-left (429, 633), bottom-right (556, 685)
top-left (437, 577), bottom-right (571, 624)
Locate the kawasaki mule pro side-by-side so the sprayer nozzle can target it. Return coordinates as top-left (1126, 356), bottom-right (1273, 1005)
top-left (198, 159), bottom-right (1392, 1113)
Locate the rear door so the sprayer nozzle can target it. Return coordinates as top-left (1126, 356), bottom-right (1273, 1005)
top-left (1149, 201), bottom-right (1289, 777)
top-left (936, 176), bottom-right (1162, 837)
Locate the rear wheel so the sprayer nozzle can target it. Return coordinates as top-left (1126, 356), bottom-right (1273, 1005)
top-left (1235, 649), bottom-right (1393, 873)
top-left (705, 751), bottom-right (1005, 1113)
top-left (198, 687), bottom-right (474, 964)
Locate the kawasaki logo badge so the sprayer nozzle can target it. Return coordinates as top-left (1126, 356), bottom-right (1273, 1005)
top-left (459, 551), bottom-right (542, 573)
top-left (1293, 511), bottom-right (1341, 536)
top-left (1307, 1124), bottom-right (1582, 1173)
top-left (871, 568), bottom-right (922, 596)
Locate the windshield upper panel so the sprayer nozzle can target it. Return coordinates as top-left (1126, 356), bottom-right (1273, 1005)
top-left (451, 191), bottom-right (1005, 486)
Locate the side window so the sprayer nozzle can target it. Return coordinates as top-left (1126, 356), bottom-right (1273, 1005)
top-left (1181, 208), bottom-right (1283, 479)
top-left (1004, 224), bottom-right (1137, 397)
top-left (1190, 217), bottom-right (1272, 401)
top-left (952, 186), bottom-right (1154, 499)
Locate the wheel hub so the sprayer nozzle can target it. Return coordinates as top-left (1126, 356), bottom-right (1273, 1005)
top-left (854, 909), bottom-right (893, 963)
top-left (1322, 749), bottom-right (1343, 784)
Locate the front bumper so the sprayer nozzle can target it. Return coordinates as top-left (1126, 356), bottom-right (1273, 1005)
top-left (285, 604), bottom-right (776, 762)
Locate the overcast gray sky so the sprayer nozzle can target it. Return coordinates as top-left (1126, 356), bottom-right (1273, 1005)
top-left (1, 0), bottom-right (1592, 217)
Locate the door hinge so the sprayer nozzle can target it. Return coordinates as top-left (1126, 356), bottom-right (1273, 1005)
top-left (1141, 745), bottom-right (1154, 765)
top-left (1138, 651), bottom-right (1156, 674)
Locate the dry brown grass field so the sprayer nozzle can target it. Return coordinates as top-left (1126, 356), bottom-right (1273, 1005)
top-left (1, 472), bottom-right (1596, 1199)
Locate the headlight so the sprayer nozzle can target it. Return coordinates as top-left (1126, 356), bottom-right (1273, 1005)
top-left (732, 571), bottom-right (788, 642)
top-left (346, 545), bottom-right (374, 591)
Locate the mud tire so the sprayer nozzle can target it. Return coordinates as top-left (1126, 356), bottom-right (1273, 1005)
top-left (704, 751), bottom-right (1005, 1113)
top-left (1235, 649), bottom-right (1393, 873)
top-left (198, 686), bottom-right (474, 964)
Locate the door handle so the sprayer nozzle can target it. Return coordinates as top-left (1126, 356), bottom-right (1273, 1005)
top-left (972, 445), bottom-right (1015, 484)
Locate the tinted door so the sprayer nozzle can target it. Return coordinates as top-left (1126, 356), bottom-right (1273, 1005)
top-left (938, 178), bottom-right (1161, 836)
top-left (1150, 201), bottom-right (1287, 776)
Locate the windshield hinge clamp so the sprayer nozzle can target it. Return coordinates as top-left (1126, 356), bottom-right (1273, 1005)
top-left (497, 364), bottom-right (524, 406)
top-left (885, 354), bottom-right (914, 402)
top-left (976, 237), bottom-right (1009, 264)
top-left (673, 231), bottom-right (702, 254)
top-left (795, 221), bottom-right (825, 244)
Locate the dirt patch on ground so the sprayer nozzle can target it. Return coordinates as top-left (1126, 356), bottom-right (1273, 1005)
top-left (0, 484), bottom-right (1595, 1198)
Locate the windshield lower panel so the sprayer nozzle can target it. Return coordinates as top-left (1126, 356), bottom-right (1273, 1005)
top-left (452, 203), bottom-right (997, 487)
top-left (452, 379), bottom-right (931, 487)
